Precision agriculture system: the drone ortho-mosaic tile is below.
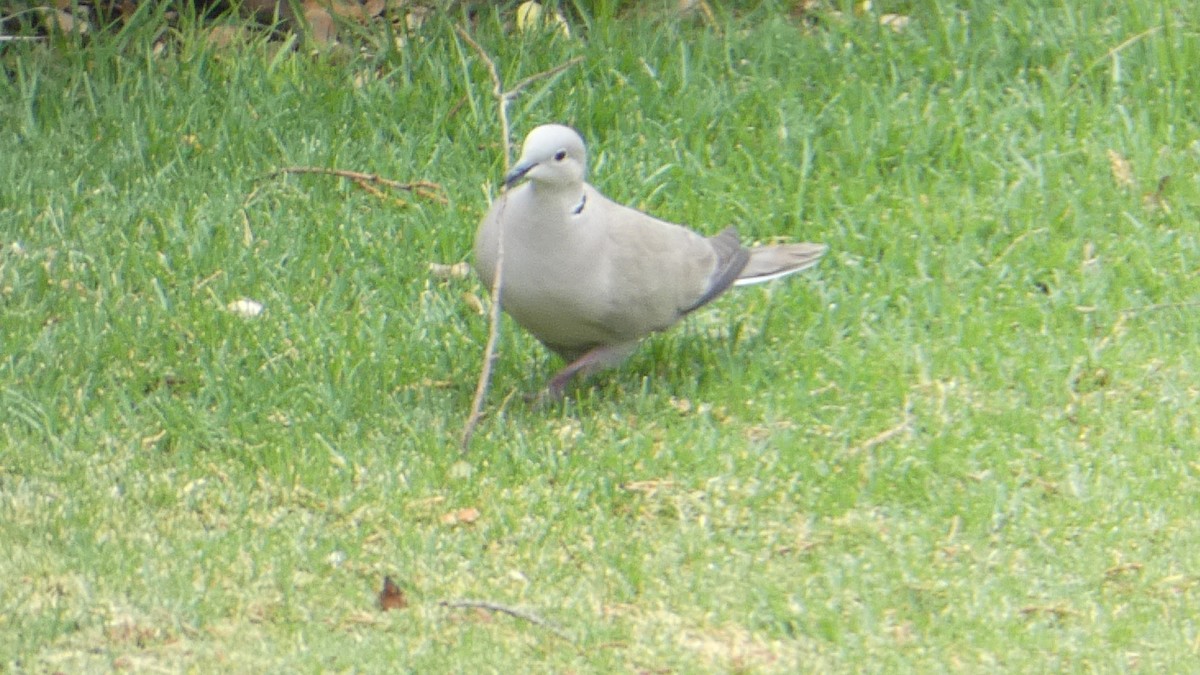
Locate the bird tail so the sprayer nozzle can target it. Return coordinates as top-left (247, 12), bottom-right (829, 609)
top-left (734, 243), bottom-right (828, 286)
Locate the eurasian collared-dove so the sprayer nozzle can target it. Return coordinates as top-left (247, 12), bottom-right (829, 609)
top-left (474, 124), bottom-right (827, 399)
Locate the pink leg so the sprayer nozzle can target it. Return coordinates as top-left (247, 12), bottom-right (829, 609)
top-left (544, 342), bottom-right (639, 401)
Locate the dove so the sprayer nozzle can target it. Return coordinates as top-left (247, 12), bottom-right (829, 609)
top-left (474, 124), bottom-right (827, 399)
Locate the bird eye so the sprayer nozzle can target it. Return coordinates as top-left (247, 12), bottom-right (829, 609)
top-left (554, 150), bottom-right (567, 161)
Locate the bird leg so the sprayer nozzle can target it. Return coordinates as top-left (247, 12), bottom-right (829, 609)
top-left (542, 342), bottom-right (639, 402)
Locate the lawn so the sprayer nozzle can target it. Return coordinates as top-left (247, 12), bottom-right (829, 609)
top-left (3, 0), bottom-right (1199, 670)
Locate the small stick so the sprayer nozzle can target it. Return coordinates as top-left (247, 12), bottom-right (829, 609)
top-left (461, 225), bottom-right (504, 451)
top-left (457, 25), bottom-right (509, 452)
top-left (439, 599), bottom-right (573, 642)
top-left (454, 25), bottom-right (510, 163)
top-left (849, 419), bottom-right (910, 456)
top-left (1063, 25), bottom-right (1163, 99)
top-left (847, 399), bottom-right (912, 456)
top-left (1119, 300), bottom-right (1200, 315)
top-left (455, 25), bottom-right (584, 451)
top-left (987, 227), bottom-right (1047, 267)
top-left (506, 55), bottom-right (586, 99)
top-left (265, 166), bottom-right (447, 203)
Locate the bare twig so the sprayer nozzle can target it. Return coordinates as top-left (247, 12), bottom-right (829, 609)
top-left (461, 227), bottom-right (504, 451)
top-left (987, 228), bottom-right (1047, 267)
top-left (455, 25), bottom-right (584, 451)
top-left (847, 400), bottom-right (912, 456)
top-left (439, 599), bottom-right (573, 642)
top-left (1063, 25), bottom-right (1163, 99)
top-left (457, 26), bottom-right (508, 452)
top-left (507, 55), bottom-right (586, 100)
top-left (454, 25), bottom-right (584, 169)
top-left (849, 419), bottom-right (910, 456)
top-left (1119, 300), bottom-right (1200, 315)
top-left (446, 93), bottom-right (471, 120)
top-left (265, 166), bottom-right (447, 203)
top-left (454, 26), bottom-right (510, 166)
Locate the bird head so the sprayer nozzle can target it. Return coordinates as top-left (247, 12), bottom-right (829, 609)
top-left (504, 124), bottom-right (587, 189)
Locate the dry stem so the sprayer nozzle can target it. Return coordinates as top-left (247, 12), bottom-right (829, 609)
top-left (1064, 25), bottom-right (1164, 99)
top-left (265, 166), bottom-right (447, 203)
top-left (456, 25), bottom-right (584, 451)
top-left (439, 598), bottom-right (573, 642)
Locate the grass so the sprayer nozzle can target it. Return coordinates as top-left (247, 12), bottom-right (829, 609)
top-left (3, 0), bottom-right (1200, 670)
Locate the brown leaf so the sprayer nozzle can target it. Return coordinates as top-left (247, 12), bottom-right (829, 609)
top-left (441, 507), bottom-right (481, 526)
top-left (668, 397), bottom-right (693, 414)
top-left (378, 576), bottom-right (408, 611)
top-left (303, 6), bottom-right (337, 44)
top-left (1107, 149), bottom-right (1134, 189)
top-left (1143, 175), bottom-right (1171, 213)
top-left (361, 0), bottom-right (386, 19)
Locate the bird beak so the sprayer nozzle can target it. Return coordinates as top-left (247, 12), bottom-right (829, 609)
top-left (504, 161), bottom-right (535, 189)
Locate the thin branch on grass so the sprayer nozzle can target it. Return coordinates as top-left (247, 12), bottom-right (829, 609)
top-left (1063, 25), bottom-right (1163, 99)
top-left (264, 166), bottom-right (447, 203)
top-left (848, 400), bottom-right (912, 456)
top-left (1088, 300), bottom-right (1200, 354)
top-left (1119, 300), bottom-right (1200, 315)
top-left (439, 599), bottom-right (573, 642)
top-left (462, 231), bottom-right (505, 451)
top-left (243, 167), bottom-right (447, 213)
top-left (507, 55), bottom-right (586, 103)
top-left (455, 25), bottom-right (584, 452)
top-left (850, 420), bottom-right (910, 456)
top-left (452, 26), bottom-right (581, 168)
top-left (987, 228), bottom-right (1047, 267)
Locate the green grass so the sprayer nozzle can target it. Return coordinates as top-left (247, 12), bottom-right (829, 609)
top-left (3, 0), bottom-right (1200, 670)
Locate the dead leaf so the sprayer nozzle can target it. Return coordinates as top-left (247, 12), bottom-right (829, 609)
top-left (429, 261), bottom-right (471, 279)
top-left (141, 430), bottom-right (167, 448)
top-left (40, 6), bottom-right (89, 35)
top-left (441, 507), bottom-right (481, 526)
top-left (226, 298), bottom-right (264, 318)
top-left (304, 6), bottom-right (337, 44)
top-left (462, 291), bottom-right (485, 315)
top-left (1104, 562), bottom-right (1144, 578)
top-left (378, 576), bottom-right (408, 611)
top-left (352, 70), bottom-right (375, 89)
top-left (361, 0), bottom-right (386, 19)
top-left (880, 14), bottom-right (910, 32)
top-left (1107, 149), bottom-right (1134, 189)
top-left (678, 0), bottom-right (718, 27)
top-left (409, 495), bottom-right (446, 509)
top-left (668, 397), bottom-right (693, 414)
top-left (1143, 175), bottom-right (1171, 213)
top-left (622, 479), bottom-right (675, 493)
top-left (1020, 604), bottom-right (1077, 620)
top-left (515, 1), bottom-right (570, 38)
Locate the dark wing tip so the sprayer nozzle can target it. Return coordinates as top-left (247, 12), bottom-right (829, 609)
top-left (681, 227), bottom-right (750, 314)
